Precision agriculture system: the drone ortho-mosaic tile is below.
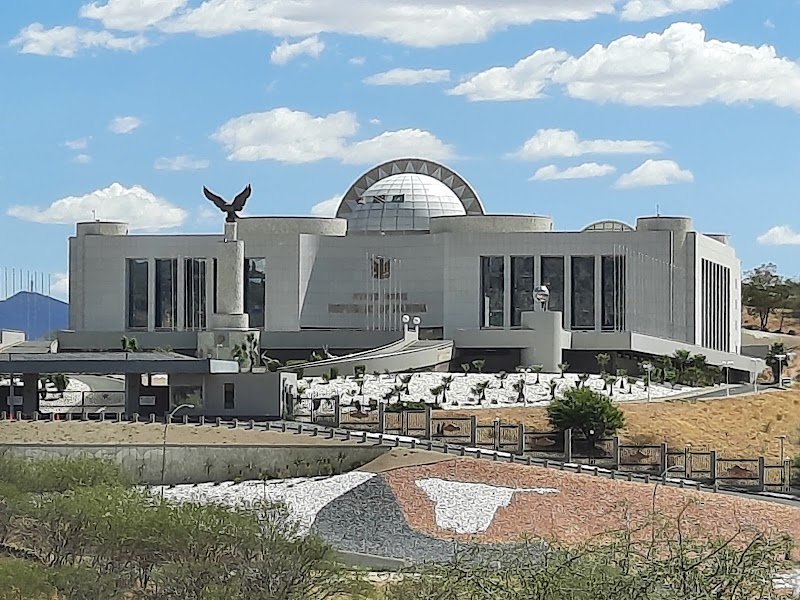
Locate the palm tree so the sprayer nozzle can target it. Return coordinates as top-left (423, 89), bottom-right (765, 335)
top-left (672, 349), bottom-right (691, 375)
top-left (557, 362), bottom-right (569, 379)
top-left (471, 380), bottom-right (490, 405)
top-left (578, 373), bottom-right (590, 389)
top-left (606, 376), bottom-right (618, 397)
top-left (595, 353), bottom-right (611, 374)
top-left (441, 375), bottom-right (454, 405)
top-left (461, 363), bottom-right (471, 377)
top-left (532, 365), bottom-right (544, 384)
top-left (549, 379), bottom-right (558, 399)
top-left (626, 376), bottom-right (637, 393)
top-left (513, 378), bottom-right (526, 406)
top-left (471, 359), bottom-right (486, 374)
top-left (616, 369), bottom-right (627, 392)
top-left (497, 371), bottom-right (508, 389)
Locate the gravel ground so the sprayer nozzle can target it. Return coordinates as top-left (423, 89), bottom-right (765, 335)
top-left (311, 475), bottom-right (545, 565)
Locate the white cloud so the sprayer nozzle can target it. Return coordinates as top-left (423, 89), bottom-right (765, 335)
top-left (620, 0), bottom-right (731, 21)
top-left (80, 0), bottom-right (187, 30)
top-left (764, 18), bottom-right (775, 29)
top-left (211, 107), bottom-right (454, 164)
top-left (154, 155), bottom-right (210, 170)
top-left (50, 273), bottom-right (69, 301)
top-left (449, 23), bottom-right (800, 109)
top-left (7, 183), bottom-right (186, 230)
top-left (349, 56), bottom-right (366, 65)
top-left (369, 118), bottom-right (382, 125)
top-left (614, 159), bottom-right (694, 188)
top-left (157, 1), bottom-right (618, 48)
top-left (340, 129), bottom-right (455, 165)
top-left (73, 154), bottom-right (92, 164)
top-left (757, 225), bottom-right (800, 246)
top-left (108, 115), bottom-right (142, 134)
top-left (511, 128), bottom-right (665, 160)
top-left (531, 162), bottom-right (616, 181)
top-left (9, 23), bottom-right (148, 57)
top-left (364, 68), bottom-right (451, 86)
top-left (448, 49), bottom-right (568, 101)
top-left (310, 196), bottom-right (342, 217)
top-left (64, 137), bottom-right (90, 150)
top-left (270, 35), bottom-right (325, 65)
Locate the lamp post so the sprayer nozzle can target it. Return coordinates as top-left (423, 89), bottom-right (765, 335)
top-left (721, 360), bottom-right (734, 398)
top-left (402, 314), bottom-right (410, 333)
top-left (642, 362), bottom-right (653, 403)
top-left (412, 316), bottom-right (421, 332)
top-left (160, 403), bottom-right (194, 498)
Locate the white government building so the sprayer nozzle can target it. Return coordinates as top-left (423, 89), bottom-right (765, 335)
top-left (62, 157), bottom-right (756, 379)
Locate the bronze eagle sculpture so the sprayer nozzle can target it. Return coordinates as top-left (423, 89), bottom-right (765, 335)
top-left (203, 184), bottom-right (252, 223)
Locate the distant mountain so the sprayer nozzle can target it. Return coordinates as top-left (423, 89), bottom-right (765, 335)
top-left (0, 292), bottom-right (68, 340)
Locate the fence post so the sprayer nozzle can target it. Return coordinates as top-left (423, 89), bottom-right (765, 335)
top-left (493, 419), bottom-right (501, 452)
top-left (334, 396), bottom-right (342, 429)
top-left (685, 447), bottom-right (693, 479)
top-left (378, 402), bottom-right (385, 434)
top-left (709, 450), bottom-right (717, 484)
top-left (757, 456), bottom-right (766, 492)
top-left (612, 435), bottom-right (620, 470)
top-left (469, 415), bottom-right (478, 447)
top-left (424, 406), bottom-right (433, 440)
top-left (81, 392), bottom-right (86, 421)
top-left (659, 442), bottom-right (668, 475)
top-left (517, 423), bottom-right (525, 455)
top-left (199, 415), bottom-right (205, 426)
top-left (564, 429), bottom-right (573, 463)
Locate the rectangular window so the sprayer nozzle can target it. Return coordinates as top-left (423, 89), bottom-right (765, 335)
top-left (155, 259), bottom-right (177, 329)
top-left (126, 258), bottom-right (148, 329)
top-left (540, 256), bottom-right (564, 313)
top-left (511, 256), bottom-right (535, 327)
top-left (244, 257), bottom-right (266, 329)
top-left (212, 258), bottom-right (218, 314)
top-left (184, 258), bottom-right (207, 330)
top-left (601, 255), bottom-right (626, 331)
top-left (480, 256), bottom-right (505, 328)
top-left (571, 256), bottom-right (595, 330)
top-left (224, 383), bottom-right (235, 410)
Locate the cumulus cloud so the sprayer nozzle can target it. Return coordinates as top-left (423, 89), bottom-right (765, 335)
top-left (448, 49), bottom-right (568, 101)
top-left (80, 0), bottom-right (187, 30)
top-left (154, 155), bottom-right (210, 170)
top-left (109, 115), bottom-right (142, 134)
top-left (211, 107), bottom-right (454, 164)
top-left (364, 68), bottom-right (451, 86)
top-left (450, 23), bottom-right (800, 109)
top-left (270, 35), bottom-right (325, 65)
top-left (50, 272), bottom-right (69, 301)
top-left (9, 23), bottom-right (148, 57)
top-left (531, 162), bottom-right (616, 181)
top-left (620, 0), bottom-right (731, 21)
top-left (7, 183), bottom-right (186, 230)
top-left (614, 159), bottom-right (694, 188)
top-left (310, 196), bottom-right (342, 217)
top-left (757, 225), bottom-right (800, 246)
top-left (511, 129), bottom-right (665, 160)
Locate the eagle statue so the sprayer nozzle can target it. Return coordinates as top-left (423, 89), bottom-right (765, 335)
top-left (203, 184), bottom-right (252, 223)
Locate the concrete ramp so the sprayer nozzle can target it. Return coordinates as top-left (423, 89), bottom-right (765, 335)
top-left (280, 335), bottom-right (453, 377)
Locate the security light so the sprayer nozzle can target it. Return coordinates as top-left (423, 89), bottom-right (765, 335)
top-left (412, 316), bottom-right (421, 327)
top-left (402, 314), bottom-right (410, 324)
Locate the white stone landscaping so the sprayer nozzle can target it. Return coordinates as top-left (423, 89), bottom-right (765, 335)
top-left (0, 376), bottom-right (90, 411)
top-left (296, 372), bottom-right (697, 413)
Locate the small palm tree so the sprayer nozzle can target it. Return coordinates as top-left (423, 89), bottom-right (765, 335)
top-left (549, 379), bottom-right (558, 400)
top-left (595, 353), bottom-right (611, 374)
top-left (557, 362), bottom-right (569, 379)
top-left (626, 376), bottom-right (637, 393)
top-left (461, 363), bottom-right (471, 376)
top-left (578, 373), bottom-right (590, 389)
top-left (471, 359), bottom-right (486, 374)
top-left (441, 375), bottom-right (454, 405)
top-left (607, 376), bottom-right (618, 398)
top-left (616, 369), bottom-right (628, 392)
top-left (471, 380), bottom-right (490, 405)
top-left (532, 365), bottom-right (544, 384)
top-left (512, 377), bottom-right (526, 406)
top-left (497, 371), bottom-right (508, 389)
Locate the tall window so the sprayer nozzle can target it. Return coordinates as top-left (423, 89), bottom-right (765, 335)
top-left (224, 383), bottom-right (235, 410)
top-left (126, 259), bottom-right (148, 329)
top-left (244, 257), bottom-right (266, 329)
top-left (155, 259), bottom-right (177, 329)
top-left (601, 255), bottom-right (626, 331)
top-left (540, 256), bottom-right (564, 313)
top-left (184, 258), bottom-right (207, 330)
top-left (571, 256), bottom-right (595, 330)
top-left (480, 256), bottom-right (504, 328)
top-left (511, 256), bottom-right (534, 326)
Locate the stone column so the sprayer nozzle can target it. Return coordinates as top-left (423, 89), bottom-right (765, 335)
top-left (21, 373), bottom-right (39, 415)
top-left (520, 311), bottom-right (565, 373)
top-left (124, 373), bottom-right (141, 415)
top-left (210, 222), bottom-right (248, 329)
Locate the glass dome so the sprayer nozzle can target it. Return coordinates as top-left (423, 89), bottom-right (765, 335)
top-left (343, 173), bottom-right (467, 233)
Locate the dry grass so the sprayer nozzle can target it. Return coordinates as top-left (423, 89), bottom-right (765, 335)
top-left (742, 306), bottom-right (800, 333)
top-left (449, 388), bottom-right (800, 461)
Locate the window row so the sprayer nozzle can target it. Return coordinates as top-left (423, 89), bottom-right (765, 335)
top-left (127, 257), bottom-right (265, 330)
top-left (480, 255), bottom-right (626, 331)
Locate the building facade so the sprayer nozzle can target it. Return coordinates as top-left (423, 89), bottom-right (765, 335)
top-left (63, 158), bottom-right (751, 374)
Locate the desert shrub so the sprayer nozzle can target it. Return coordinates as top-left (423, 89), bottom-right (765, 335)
top-left (547, 387), bottom-right (625, 443)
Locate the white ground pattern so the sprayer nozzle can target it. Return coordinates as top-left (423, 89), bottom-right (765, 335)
top-left (415, 477), bottom-right (559, 534)
top-left (1, 376), bottom-right (90, 411)
top-left (297, 372), bottom-right (696, 412)
top-left (156, 472), bottom-right (375, 534)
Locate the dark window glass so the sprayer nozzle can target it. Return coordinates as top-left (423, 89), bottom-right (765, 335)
top-left (601, 255), bottom-right (626, 331)
top-left (511, 256), bottom-right (535, 326)
top-left (540, 256), bottom-right (564, 313)
top-left (155, 259), bottom-right (177, 329)
top-left (571, 256), bottom-right (595, 330)
top-left (212, 258), bottom-right (218, 315)
top-left (184, 258), bottom-right (207, 330)
top-left (126, 259), bottom-right (148, 329)
top-left (224, 383), bottom-right (235, 410)
top-left (244, 258), bottom-right (266, 329)
top-left (480, 256), bottom-right (505, 327)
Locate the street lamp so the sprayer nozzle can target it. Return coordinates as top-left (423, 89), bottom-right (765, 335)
top-left (160, 403), bottom-right (194, 497)
top-left (412, 316), bottom-right (421, 331)
top-left (533, 285), bottom-right (550, 311)
top-left (642, 362), bottom-right (654, 403)
top-left (721, 360), bottom-right (734, 398)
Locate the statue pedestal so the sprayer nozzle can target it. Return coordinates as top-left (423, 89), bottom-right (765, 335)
top-left (519, 311), bottom-right (566, 373)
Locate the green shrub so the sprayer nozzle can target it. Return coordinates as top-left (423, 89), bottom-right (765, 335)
top-left (547, 386), bottom-right (625, 443)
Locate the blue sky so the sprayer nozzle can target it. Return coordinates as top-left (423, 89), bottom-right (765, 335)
top-left (2, 0), bottom-right (800, 300)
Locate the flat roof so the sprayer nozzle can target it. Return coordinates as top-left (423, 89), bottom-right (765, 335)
top-left (0, 351), bottom-right (239, 375)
